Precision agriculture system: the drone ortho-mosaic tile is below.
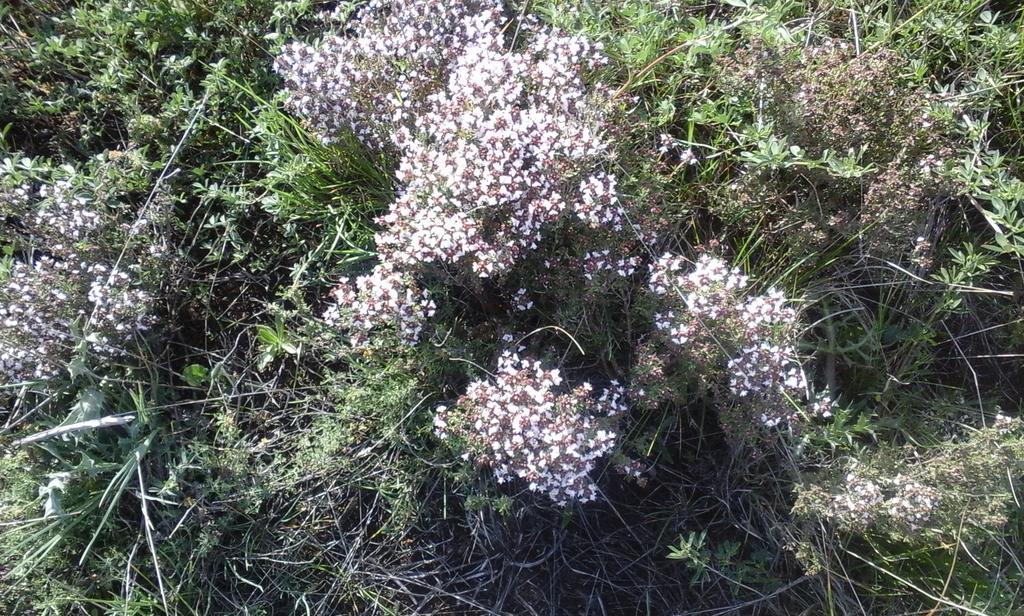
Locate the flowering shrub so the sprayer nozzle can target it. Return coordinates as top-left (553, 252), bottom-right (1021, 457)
top-left (809, 468), bottom-right (942, 534)
top-left (0, 159), bottom-right (161, 384)
top-left (274, 0), bottom-right (494, 148)
top-left (641, 251), bottom-right (814, 430)
top-left (277, 2), bottom-right (835, 501)
top-left (278, 0), bottom-right (835, 505)
top-left (277, 0), bottom-right (647, 504)
top-left (794, 417), bottom-right (1024, 545)
top-left (277, 0), bottom-right (631, 343)
top-left (322, 263), bottom-right (436, 346)
top-left (434, 352), bottom-right (626, 504)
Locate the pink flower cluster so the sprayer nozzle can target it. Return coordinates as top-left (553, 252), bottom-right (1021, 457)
top-left (827, 470), bottom-right (940, 532)
top-left (1, 257), bottom-right (81, 381)
top-left (649, 253), bottom-right (750, 334)
top-left (434, 352), bottom-right (626, 504)
top-left (649, 252), bottom-right (811, 426)
top-left (274, 0), bottom-right (491, 148)
top-left (277, 0), bottom-right (627, 342)
top-left (0, 175), bottom-right (156, 384)
top-left (322, 263), bottom-right (436, 346)
top-left (378, 19), bottom-right (615, 277)
top-left (582, 250), bottom-right (641, 281)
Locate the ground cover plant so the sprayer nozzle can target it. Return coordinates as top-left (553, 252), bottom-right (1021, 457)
top-left (1, 0), bottom-right (1023, 614)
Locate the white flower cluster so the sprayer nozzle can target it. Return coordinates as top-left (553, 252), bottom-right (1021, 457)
top-left (375, 9), bottom-right (616, 277)
top-left (656, 133), bottom-right (698, 165)
top-left (278, 1), bottom-right (627, 341)
top-left (994, 412), bottom-right (1015, 434)
top-left (648, 252), bottom-right (810, 426)
top-left (434, 352), bottom-right (626, 504)
top-left (322, 263), bottom-right (436, 346)
top-left (0, 176), bottom-right (156, 384)
top-left (885, 474), bottom-right (941, 531)
top-left (33, 180), bottom-right (103, 252)
top-left (6, 182), bottom-right (31, 205)
top-left (85, 265), bottom-right (157, 355)
top-left (809, 393), bottom-right (835, 419)
top-left (512, 288), bottom-right (533, 312)
top-left (1, 257), bottom-right (77, 381)
top-left (582, 249), bottom-right (641, 280)
top-left (827, 470), bottom-right (940, 532)
top-left (575, 172), bottom-right (626, 231)
top-left (649, 253), bottom-right (749, 328)
top-left (1, 258), bottom-right (155, 383)
top-left (274, 0), bottom-right (490, 148)
top-left (830, 471), bottom-right (885, 529)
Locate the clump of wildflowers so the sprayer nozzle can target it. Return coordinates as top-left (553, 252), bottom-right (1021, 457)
top-left (322, 263), bottom-right (436, 346)
top-left (274, 0), bottom-right (498, 148)
top-left (885, 474), bottom-right (942, 532)
top-left (0, 160), bottom-right (160, 385)
top-left (434, 352), bottom-right (626, 504)
top-left (278, 0), bottom-right (633, 341)
top-left (83, 264), bottom-right (157, 356)
top-left (643, 251), bottom-right (813, 430)
top-left (30, 180), bottom-right (103, 254)
top-left (828, 469), bottom-right (887, 530)
top-left (2, 257), bottom-right (80, 381)
top-left (794, 417), bottom-right (1024, 547)
top-left (799, 468), bottom-right (943, 536)
top-left (382, 19), bottom-right (619, 276)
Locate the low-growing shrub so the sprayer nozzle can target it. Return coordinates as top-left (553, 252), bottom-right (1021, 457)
top-left (278, 0), bottom-right (832, 505)
top-left (0, 155), bottom-right (167, 385)
top-left (640, 251), bottom-right (826, 435)
top-left (716, 38), bottom-right (958, 263)
top-left (794, 415), bottom-right (1024, 549)
top-left (277, 1), bottom-right (642, 348)
top-left (434, 351), bottom-right (626, 504)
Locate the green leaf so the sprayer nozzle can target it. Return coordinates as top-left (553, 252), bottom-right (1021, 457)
top-left (257, 350), bottom-right (276, 372)
top-left (256, 324), bottom-right (281, 346)
top-left (67, 387), bottom-right (105, 424)
top-left (38, 473), bottom-right (70, 518)
top-left (182, 363), bottom-right (210, 387)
